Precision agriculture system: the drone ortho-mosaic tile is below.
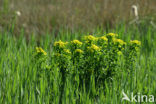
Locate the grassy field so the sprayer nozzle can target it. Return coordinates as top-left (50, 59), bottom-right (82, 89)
top-left (0, 23), bottom-right (156, 104)
top-left (0, 1), bottom-right (156, 104)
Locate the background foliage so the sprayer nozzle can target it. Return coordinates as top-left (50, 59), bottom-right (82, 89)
top-left (0, 0), bottom-right (156, 36)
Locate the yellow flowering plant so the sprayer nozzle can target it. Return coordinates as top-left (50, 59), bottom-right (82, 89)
top-left (129, 40), bottom-right (141, 53)
top-left (33, 33), bottom-right (141, 93)
top-left (106, 33), bottom-right (118, 44)
top-left (87, 44), bottom-right (101, 53)
top-left (130, 40), bottom-right (141, 50)
top-left (53, 41), bottom-right (72, 101)
top-left (98, 36), bottom-right (108, 44)
top-left (74, 49), bottom-right (83, 55)
top-left (124, 40), bottom-right (141, 74)
top-left (63, 49), bottom-right (71, 55)
top-left (53, 40), bottom-right (71, 68)
top-left (54, 40), bottom-right (68, 52)
top-left (34, 47), bottom-right (47, 63)
top-left (84, 35), bottom-right (98, 45)
top-left (71, 40), bottom-right (82, 47)
top-left (70, 40), bottom-right (84, 70)
top-left (72, 48), bottom-right (84, 68)
top-left (34, 47), bottom-right (48, 68)
top-left (106, 33), bottom-right (118, 39)
top-left (36, 47), bottom-right (47, 56)
top-left (70, 40), bottom-right (83, 54)
top-left (53, 40), bottom-right (71, 70)
top-left (34, 47), bottom-right (49, 83)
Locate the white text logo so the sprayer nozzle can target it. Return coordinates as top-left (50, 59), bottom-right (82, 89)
top-left (122, 90), bottom-right (155, 103)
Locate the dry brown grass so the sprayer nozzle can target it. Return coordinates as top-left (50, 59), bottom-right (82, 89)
top-left (0, 0), bottom-right (156, 35)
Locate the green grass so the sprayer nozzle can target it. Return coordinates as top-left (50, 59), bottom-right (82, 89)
top-left (0, 24), bottom-right (156, 104)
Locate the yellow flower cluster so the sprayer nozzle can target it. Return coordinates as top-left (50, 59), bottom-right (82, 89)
top-left (84, 35), bottom-right (97, 43)
top-left (106, 33), bottom-right (118, 38)
top-left (54, 40), bottom-right (68, 48)
top-left (98, 36), bottom-right (108, 42)
top-left (75, 49), bottom-right (83, 54)
top-left (36, 47), bottom-right (47, 55)
top-left (50, 33), bottom-right (140, 58)
top-left (87, 44), bottom-right (101, 53)
top-left (113, 39), bottom-right (126, 45)
top-left (71, 40), bottom-right (82, 46)
top-left (64, 49), bottom-right (71, 54)
top-left (130, 40), bottom-right (141, 46)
